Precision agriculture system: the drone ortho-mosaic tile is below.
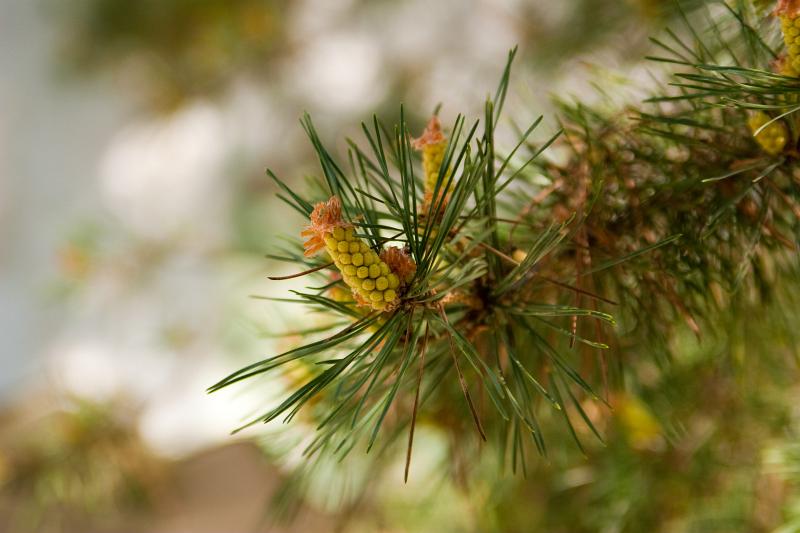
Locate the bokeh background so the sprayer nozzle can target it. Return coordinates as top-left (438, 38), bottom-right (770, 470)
top-left (2, 0), bottom-right (799, 532)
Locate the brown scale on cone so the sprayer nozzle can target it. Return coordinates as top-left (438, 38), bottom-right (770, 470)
top-left (777, 0), bottom-right (800, 16)
top-left (302, 196), bottom-right (415, 312)
top-left (301, 195), bottom-right (344, 257)
top-left (380, 246), bottom-right (417, 283)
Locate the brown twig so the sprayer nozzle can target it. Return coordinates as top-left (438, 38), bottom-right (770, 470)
top-left (405, 323), bottom-right (430, 483)
top-left (268, 262), bottom-right (334, 280)
top-left (438, 305), bottom-right (486, 441)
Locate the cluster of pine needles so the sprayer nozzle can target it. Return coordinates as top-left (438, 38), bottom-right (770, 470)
top-left (209, 0), bottom-right (799, 483)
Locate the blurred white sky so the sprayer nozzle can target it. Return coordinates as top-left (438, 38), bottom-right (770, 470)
top-left (0, 0), bottom-right (133, 399)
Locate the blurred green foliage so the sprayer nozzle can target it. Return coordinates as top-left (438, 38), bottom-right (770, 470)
top-left (53, 0), bottom-right (290, 110)
top-left (0, 400), bottom-right (165, 532)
